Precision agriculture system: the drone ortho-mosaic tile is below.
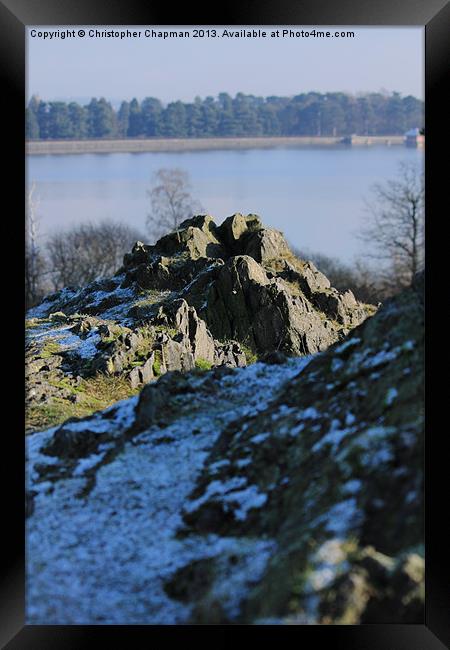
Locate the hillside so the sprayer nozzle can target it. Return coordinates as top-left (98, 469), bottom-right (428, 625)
top-left (25, 215), bottom-right (423, 624)
top-left (25, 214), bottom-right (374, 432)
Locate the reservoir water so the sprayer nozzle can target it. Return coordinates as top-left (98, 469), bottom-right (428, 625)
top-left (27, 145), bottom-right (423, 262)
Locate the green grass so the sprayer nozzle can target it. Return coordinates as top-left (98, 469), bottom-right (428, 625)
top-left (195, 358), bottom-right (213, 371)
top-left (40, 340), bottom-right (63, 359)
top-left (152, 350), bottom-right (163, 376)
top-left (25, 317), bottom-right (49, 329)
top-left (241, 343), bottom-right (258, 365)
top-left (26, 373), bottom-right (139, 433)
top-left (133, 289), bottom-right (163, 308)
top-left (100, 336), bottom-right (116, 345)
top-left (154, 325), bottom-right (178, 337)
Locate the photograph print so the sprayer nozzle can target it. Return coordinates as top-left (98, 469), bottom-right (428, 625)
top-left (25, 24), bottom-right (425, 625)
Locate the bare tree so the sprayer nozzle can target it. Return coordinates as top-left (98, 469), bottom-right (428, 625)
top-left (146, 168), bottom-right (203, 242)
top-left (292, 245), bottom-right (385, 305)
top-left (25, 182), bottom-right (48, 308)
top-left (46, 220), bottom-right (146, 291)
top-left (357, 162), bottom-right (424, 292)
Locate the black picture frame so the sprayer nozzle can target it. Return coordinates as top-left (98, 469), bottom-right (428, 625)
top-left (3, 0), bottom-right (448, 646)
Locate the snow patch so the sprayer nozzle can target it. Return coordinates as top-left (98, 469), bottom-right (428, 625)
top-left (335, 338), bottom-right (361, 354)
top-left (27, 352), bottom-right (318, 623)
top-left (385, 387), bottom-right (398, 406)
top-left (312, 419), bottom-right (353, 454)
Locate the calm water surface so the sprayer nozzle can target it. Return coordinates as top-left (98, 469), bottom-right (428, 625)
top-left (27, 146), bottom-right (423, 262)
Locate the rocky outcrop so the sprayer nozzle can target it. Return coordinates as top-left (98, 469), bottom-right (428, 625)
top-left (26, 276), bottom-right (423, 624)
top-left (25, 300), bottom-right (246, 431)
top-left (203, 255), bottom-right (340, 355)
top-left (26, 213), bottom-right (375, 431)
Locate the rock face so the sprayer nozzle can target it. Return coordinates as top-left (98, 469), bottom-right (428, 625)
top-left (204, 255), bottom-right (342, 355)
top-left (26, 275), bottom-right (424, 624)
top-left (26, 214), bottom-right (375, 431)
top-left (123, 214), bottom-right (373, 355)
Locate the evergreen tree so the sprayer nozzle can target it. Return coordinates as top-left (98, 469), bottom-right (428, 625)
top-left (27, 95), bottom-right (42, 138)
top-left (36, 101), bottom-right (50, 139)
top-left (232, 93), bottom-right (262, 136)
top-left (402, 95), bottom-right (423, 131)
top-left (127, 98), bottom-right (143, 137)
top-left (25, 107), bottom-right (40, 139)
top-left (96, 98), bottom-right (117, 137)
top-left (321, 94), bottom-right (346, 136)
top-left (141, 97), bottom-right (163, 137)
top-left (217, 93), bottom-right (237, 135)
top-left (186, 97), bottom-right (204, 137)
top-left (117, 101), bottom-right (130, 138)
top-left (48, 102), bottom-right (72, 139)
top-left (86, 98), bottom-right (99, 138)
top-left (86, 98), bottom-right (116, 138)
top-left (68, 102), bottom-right (88, 139)
top-left (202, 96), bottom-right (219, 136)
top-left (258, 103), bottom-right (280, 136)
top-left (385, 92), bottom-right (405, 134)
top-left (344, 95), bottom-right (362, 134)
top-left (162, 101), bottom-right (187, 137)
top-left (357, 96), bottom-right (375, 135)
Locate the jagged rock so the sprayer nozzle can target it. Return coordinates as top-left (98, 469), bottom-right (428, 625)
top-left (161, 338), bottom-right (195, 373)
top-left (156, 215), bottom-right (226, 259)
top-left (342, 289), bottom-right (358, 309)
top-left (179, 214), bottom-right (220, 236)
top-left (123, 331), bottom-right (140, 351)
top-left (188, 308), bottom-right (216, 364)
top-left (241, 227), bottom-right (291, 262)
top-left (26, 354), bottom-right (62, 376)
top-left (129, 354), bottom-right (156, 389)
top-left (123, 240), bottom-right (152, 267)
top-left (134, 370), bottom-right (197, 431)
top-left (203, 255), bottom-right (340, 355)
top-left (42, 423), bottom-right (104, 460)
top-left (98, 323), bottom-right (123, 340)
top-left (319, 548), bottom-right (425, 624)
top-left (154, 298), bottom-right (216, 366)
top-left (293, 259), bottom-right (331, 293)
top-left (155, 298), bottom-right (191, 334)
top-left (216, 213), bottom-right (262, 252)
top-left (215, 342), bottom-right (246, 368)
top-left (70, 316), bottom-right (101, 336)
top-left (134, 257), bottom-right (171, 290)
top-left (106, 351), bottom-right (127, 374)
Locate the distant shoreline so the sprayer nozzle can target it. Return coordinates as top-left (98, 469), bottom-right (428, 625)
top-left (26, 135), bottom-right (406, 156)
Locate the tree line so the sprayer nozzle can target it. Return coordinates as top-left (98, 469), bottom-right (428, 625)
top-left (26, 91), bottom-right (424, 140)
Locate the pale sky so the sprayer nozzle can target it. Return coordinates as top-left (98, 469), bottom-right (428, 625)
top-left (26, 26), bottom-right (424, 104)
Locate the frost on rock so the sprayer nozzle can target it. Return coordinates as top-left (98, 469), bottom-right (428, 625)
top-left (27, 358), bottom-right (309, 624)
top-left (25, 246), bottom-right (424, 624)
top-left (312, 420), bottom-right (353, 453)
top-left (184, 478), bottom-right (268, 522)
top-left (385, 387), bottom-right (398, 406)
